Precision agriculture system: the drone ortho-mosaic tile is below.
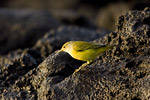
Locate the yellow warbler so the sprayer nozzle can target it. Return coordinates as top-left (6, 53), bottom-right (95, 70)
top-left (60, 41), bottom-right (113, 74)
top-left (60, 41), bottom-right (113, 64)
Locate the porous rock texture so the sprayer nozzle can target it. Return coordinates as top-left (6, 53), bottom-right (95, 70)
top-left (0, 25), bottom-right (107, 99)
top-left (0, 8), bottom-right (150, 100)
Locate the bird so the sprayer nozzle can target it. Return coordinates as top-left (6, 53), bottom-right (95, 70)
top-left (60, 41), bottom-right (113, 74)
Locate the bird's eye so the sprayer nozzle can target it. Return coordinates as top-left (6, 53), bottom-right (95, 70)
top-left (63, 46), bottom-right (65, 48)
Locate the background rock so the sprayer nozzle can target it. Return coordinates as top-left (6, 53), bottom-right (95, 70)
top-left (0, 9), bottom-right (60, 55)
top-left (0, 8), bottom-right (150, 99)
top-left (1, 0), bottom-right (150, 31)
top-left (96, 2), bottom-right (131, 31)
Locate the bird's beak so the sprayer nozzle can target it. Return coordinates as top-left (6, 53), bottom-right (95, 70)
top-left (57, 49), bottom-right (63, 53)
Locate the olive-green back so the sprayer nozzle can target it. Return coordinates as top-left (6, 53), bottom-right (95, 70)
top-left (73, 41), bottom-right (107, 51)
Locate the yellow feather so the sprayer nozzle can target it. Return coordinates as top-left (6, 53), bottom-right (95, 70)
top-left (73, 41), bottom-right (104, 51)
top-left (61, 41), bottom-right (113, 63)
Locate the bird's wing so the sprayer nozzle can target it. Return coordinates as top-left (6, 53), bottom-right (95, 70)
top-left (73, 41), bottom-right (106, 51)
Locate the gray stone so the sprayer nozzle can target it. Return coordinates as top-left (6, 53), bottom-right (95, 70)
top-left (1, 8), bottom-right (150, 100)
top-left (0, 9), bottom-right (60, 54)
top-left (46, 8), bottom-right (150, 100)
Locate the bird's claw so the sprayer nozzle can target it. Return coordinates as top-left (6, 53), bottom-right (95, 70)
top-left (72, 63), bottom-right (88, 75)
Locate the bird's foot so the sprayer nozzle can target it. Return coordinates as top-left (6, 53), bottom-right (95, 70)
top-left (73, 63), bottom-right (88, 75)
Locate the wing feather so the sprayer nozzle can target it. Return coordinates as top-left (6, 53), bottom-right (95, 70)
top-left (73, 41), bottom-right (106, 51)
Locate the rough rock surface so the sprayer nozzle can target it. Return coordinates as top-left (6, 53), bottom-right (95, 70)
top-left (0, 8), bottom-right (150, 100)
top-left (0, 25), bottom-right (107, 99)
top-left (0, 9), bottom-right (60, 54)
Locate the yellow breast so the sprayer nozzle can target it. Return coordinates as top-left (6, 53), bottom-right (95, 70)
top-left (70, 48), bottom-right (99, 62)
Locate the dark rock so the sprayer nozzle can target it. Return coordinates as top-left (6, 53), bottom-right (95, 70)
top-left (0, 24), bottom-right (108, 99)
top-left (0, 9), bottom-right (60, 54)
top-left (1, 90), bottom-right (35, 100)
top-left (95, 0), bottom-right (150, 31)
top-left (96, 2), bottom-right (131, 31)
top-left (52, 10), bottom-right (97, 29)
top-left (2, 0), bottom-right (150, 33)
top-left (1, 8), bottom-right (150, 100)
top-left (42, 8), bottom-right (150, 100)
top-left (2, 0), bottom-right (79, 10)
top-left (0, 51), bottom-right (82, 99)
top-left (0, 23), bottom-right (107, 99)
top-left (132, 0), bottom-right (150, 10)
top-left (0, 48), bottom-right (42, 97)
top-left (34, 25), bottom-right (109, 58)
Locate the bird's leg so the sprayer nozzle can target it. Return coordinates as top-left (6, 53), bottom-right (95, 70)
top-left (73, 60), bottom-right (92, 75)
top-left (87, 60), bottom-right (92, 64)
top-left (73, 64), bottom-right (87, 75)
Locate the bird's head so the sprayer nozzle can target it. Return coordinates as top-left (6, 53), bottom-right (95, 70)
top-left (60, 41), bottom-right (74, 54)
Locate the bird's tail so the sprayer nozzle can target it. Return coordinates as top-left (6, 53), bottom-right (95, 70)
top-left (97, 45), bottom-right (114, 55)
